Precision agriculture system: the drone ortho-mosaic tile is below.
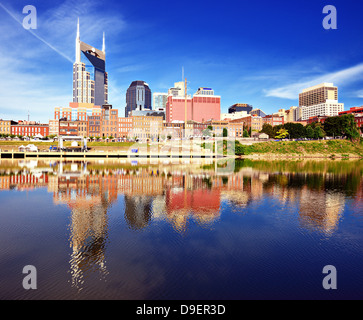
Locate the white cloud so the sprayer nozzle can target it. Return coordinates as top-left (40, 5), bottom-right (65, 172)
top-left (264, 63), bottom-right (363, 100)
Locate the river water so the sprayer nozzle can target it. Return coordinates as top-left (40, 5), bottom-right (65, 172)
top-left (0, 158), bottom-right (362, 300)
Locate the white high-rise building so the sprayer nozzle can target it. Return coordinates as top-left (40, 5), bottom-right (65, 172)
top-left (301, 101), bottom-right (344, 121)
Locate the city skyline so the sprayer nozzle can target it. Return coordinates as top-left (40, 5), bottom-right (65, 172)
top-left (1, 0), bottom-right (363, 122)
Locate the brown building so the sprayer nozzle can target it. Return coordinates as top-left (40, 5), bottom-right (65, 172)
top-left (299, 83), bottom-right (338, 107)
top-left (88, 116), bottom-right (101, 137)
top-left (101, 105), bottom-right (118, 138)
top-left (59, 120), bottom-right (78, 136)
top-left (77, 120), bottom-right (88, 137)
top-left (118, 117), bottom-right (133, 139)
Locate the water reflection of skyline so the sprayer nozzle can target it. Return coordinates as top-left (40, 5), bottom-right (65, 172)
top-left (0, 160), bottom-right (362, 233)
top-left (0, 159), bottom-right (362, 288)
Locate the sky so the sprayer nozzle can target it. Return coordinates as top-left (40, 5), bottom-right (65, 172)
top-left (1, 0), bottom-right (363, 122)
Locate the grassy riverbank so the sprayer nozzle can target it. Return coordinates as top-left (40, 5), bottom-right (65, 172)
top-left (237, 139), bottom-right (363, 159)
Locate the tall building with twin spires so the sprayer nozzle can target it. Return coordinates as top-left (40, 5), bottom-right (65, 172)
top-left (73, 19), bottom-right (108, 106)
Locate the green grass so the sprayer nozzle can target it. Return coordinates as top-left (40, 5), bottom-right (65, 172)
top-left (235, 140), bottom-right (363, 157)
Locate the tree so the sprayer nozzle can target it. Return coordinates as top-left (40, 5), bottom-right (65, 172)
top-left (243, 129), bottom-right (250, 137)
top-left (306, 126), bottom-right (314, 139)
top-left (324, 114), bottom-right (360, 141)
top-left (313, 123), bottom-right (326, 139)
top-left (275, 128), bottom-right (289, 139)
top-left (283, 123), bottom-right (306, 139)
top-left (222, 127), bottom-right (228, 137)
top-left (260, 123), bottom-right (274, 138)
top-left (323, 116), bottom-right (340, 137)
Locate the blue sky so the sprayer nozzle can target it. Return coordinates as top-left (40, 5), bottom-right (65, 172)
top-left (1, 0), bottom-right (363, 121)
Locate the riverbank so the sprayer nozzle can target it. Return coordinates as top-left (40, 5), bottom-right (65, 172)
top-left (237, 139), bottom-right (363, 159)
top-left (1, 139), bottom-right (362, 159)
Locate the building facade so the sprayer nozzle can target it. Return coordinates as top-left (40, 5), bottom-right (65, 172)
top-left (132, 116), bottom-right (163, 142)
top-left (125, 81), bottom-right (152, 117)
top-left (299, 83), bottom-right (338, 107)
top-left (118, 117), bottom-right (133, 139)
top-left (49, 119), bottom-right (59, 136)
top-left (250, 109), bottom-right (266, 118)
top-left (59, 120), bottom-right (79, 136)
top-left (88, 116), bottom-right (101, 137)
top-left (73, 19), bottom-right (108, 106)
top-left (301, 102), bottom-right (344, 121)
top-left (228, 103), bottom-right (253, 114)
top-left (166, 89), bottom-right (220, 123)
top-left (262, 115), bottom-right (284, 127)
top-left (54, 103), bottom-right (101, 121)
top-left (101, 105), bottom-right (118, 138)
top-left (153, 93), bottom-right (168, 110)
top-left (221, 111), bottom-right (249, 121)
top-left (0, 120), bottom-right (17, 136)
top-left (231, 115), bottom-right (263, 132)
top-left (11, 122), bottom-right (49, 137)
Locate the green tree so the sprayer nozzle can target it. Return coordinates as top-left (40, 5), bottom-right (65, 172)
top-left (313, 123), bottom-right (326, 139)
top-left (243, 129), bottom-right (250, 137)
top-left (306, 126), bottom-right (314, 139)
top-left (283, 123), bottom-right (306, 139)
top-left (222, 127), bottom-right (228, 137)
top-left (324, 114), bottom-right (360, 141)
top-left (260, 123), bottom-right (274, 138)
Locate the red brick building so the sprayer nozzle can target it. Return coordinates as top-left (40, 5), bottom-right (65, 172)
top-left (166, 88), bottom-right (220, 123)
top-left (11, 121), bottom-right (49, 137)
top-left (262, 115), bottom-right (285, 127)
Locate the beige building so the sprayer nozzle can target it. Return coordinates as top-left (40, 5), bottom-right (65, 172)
top-left (228, 122), bottom-right (244, 138)
top-left (132, 116), bottom-right (163, 141)
top-left (205, 120), bottom-right (229, 136)
top-left (299, 83), bottom-right (338, 107)
top-left (231, 115), bottom-right (263, 132)
top-left (49, 119), bottom-right (59, 136)
top-left (0, 120), bottom-right (14, 136)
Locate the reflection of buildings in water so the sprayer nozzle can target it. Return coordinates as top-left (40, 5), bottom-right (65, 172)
top-left (1, 160), bottom-right (359, 239)
top-left (165, 175), bottom-right (221, 232)
top-left (68, 203), bottom-right (109, 288)
top-left (0, 174), bottom-right (48, 191)
top-left (151, 195), bottom-right (167, 219)
top-left (52, 164), bottom-right (115, 289)
top-left (298, 187), bottom-right (345, 234)
top-left (124, 195), bottom-right (153, 230)
top-left (352, 180), bottom-right (363, 216)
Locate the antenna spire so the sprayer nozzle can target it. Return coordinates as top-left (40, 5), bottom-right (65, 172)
top-left (75, 18), bottom-right (81, 63)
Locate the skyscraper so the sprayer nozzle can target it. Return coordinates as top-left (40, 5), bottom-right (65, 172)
top-left (73, 19), bottom-right (108, 106)
top-left (125, 81), bottom-right (152, 117)
top-left (299, 83), bottom-right (338, 107)
top-left (299, 83), bottom-right (343, 120)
